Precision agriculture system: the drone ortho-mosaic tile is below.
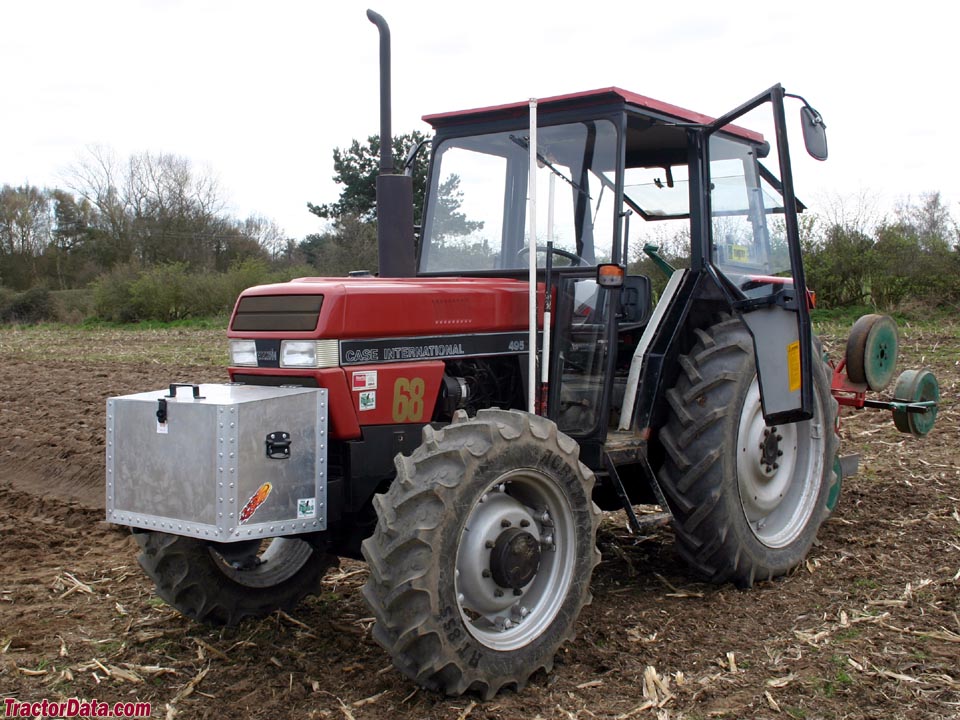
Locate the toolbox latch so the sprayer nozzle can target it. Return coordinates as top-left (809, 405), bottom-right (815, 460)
top-left (266, 431), bottom-right (291, 459)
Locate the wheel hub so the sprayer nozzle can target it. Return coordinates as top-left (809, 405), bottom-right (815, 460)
top-left (759, 427), bottom-right (783, 473)
top-left (454, 468), bottom-right (577, 651)
top-left (490, 528), bottom-right (541, 589)
top-left (737, 377), bottom-right (824, 548)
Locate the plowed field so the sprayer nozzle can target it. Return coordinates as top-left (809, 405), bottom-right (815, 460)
top-left (1, 323), bottom-right (957, 719)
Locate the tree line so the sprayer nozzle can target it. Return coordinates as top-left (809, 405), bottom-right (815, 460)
top-left (1, 135), bottom-right (957, 323)
top-left (0, 147), bottom-right (286, 293)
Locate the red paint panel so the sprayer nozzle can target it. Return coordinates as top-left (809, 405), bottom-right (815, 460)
top-left (228, 277), bottom-right (543, 341)
top-left (423, 87), bottom-right (764, 143)
top-left (347, 362), bottom-right (445, 426)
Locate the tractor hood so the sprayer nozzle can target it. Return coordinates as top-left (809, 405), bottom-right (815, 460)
top-left (227, 276), bottom-right (535, 340)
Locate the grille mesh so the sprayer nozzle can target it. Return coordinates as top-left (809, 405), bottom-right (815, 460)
top-left (231, 295), bottom-right (323, 332)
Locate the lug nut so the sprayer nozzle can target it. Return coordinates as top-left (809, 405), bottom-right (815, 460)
top-left (777, 450), bottom-right (783, 457)
top-left (494, 588), bottom-right (504, 597)
top-left (482, 569), bottom-right (491, 578)
top-left (520, 519), bottom-right (530, 528)
top-left (513, 588), bottom-right (523, 596)
top-left (501, 519), bottom-right (512, 528)
top-left (485, 540), bottom-right (495, 549)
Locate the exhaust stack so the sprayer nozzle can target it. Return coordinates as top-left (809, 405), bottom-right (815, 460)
top-left (367, 10), bottom-right (416, 278)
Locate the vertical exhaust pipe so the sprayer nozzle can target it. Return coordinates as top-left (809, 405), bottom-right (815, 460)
top-left (367, 10), bottom-right (416, 278)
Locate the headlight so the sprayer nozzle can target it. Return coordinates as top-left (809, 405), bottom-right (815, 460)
top-left (230, 339), bottom-right (258, 366)
top-left (280, 340), bottom-right (340, 368)
top-left (280, 340), bottom-right (317, 368)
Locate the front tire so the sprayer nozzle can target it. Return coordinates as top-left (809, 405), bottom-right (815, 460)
top-left (361, 409), bottom-right (601, 699)
top-left (657, 316), bottom-right (839, 587)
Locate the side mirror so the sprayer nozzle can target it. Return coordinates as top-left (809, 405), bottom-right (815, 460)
top-left (800, 106), bottom-right (828, 161)
top-left (619, 275), bottom-right (651, 325)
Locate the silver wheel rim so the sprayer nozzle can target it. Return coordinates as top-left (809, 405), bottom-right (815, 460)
top-left (736, 377), bottom-right (824, 548)
top-left (209, 537), bottom-right (314, 588)
top-left (455, 468), bottom-right (576, 651)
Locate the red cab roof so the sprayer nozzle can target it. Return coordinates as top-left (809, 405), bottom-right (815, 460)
top-left (423, 86), bottom-right (763, 143)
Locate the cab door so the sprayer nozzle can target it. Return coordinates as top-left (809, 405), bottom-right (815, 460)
top-left (705, 85), bottom-right (813, 424)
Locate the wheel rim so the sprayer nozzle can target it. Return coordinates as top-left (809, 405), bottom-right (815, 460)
top-left (893, 369), bottom-right (940, 436)
top-left (736, 377), bottom-right (824, 548)
top-left (455, 468), bottom-right (576, 651)
top-left (208, 537), bottom-right (315, 588)
top-left (863, 317), bottom-right (898, 390)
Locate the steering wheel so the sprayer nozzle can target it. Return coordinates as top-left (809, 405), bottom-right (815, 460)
top-left (516, 245), bottom-right (586, 267)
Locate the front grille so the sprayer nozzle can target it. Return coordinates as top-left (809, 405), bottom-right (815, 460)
top-left (231, 295), bottom-right (323, 332)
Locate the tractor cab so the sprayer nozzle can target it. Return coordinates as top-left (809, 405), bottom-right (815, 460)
top-left (417, 87), bottom-right (823, 461)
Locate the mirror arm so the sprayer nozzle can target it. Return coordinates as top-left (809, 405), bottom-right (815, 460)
top-left (403, 138), bottom-right (432, 177)
top-left (785, 93), bottom-right (827, 129)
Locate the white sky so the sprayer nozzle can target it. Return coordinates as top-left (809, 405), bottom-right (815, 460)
top-left (3, 0), bottom-right (957, 240)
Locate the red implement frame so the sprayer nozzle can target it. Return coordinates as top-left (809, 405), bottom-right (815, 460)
top-left (830, 358), bottom-right (869, 410)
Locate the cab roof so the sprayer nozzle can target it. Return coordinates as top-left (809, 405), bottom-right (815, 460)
top-left (423, 86), bottom-right (763, 143)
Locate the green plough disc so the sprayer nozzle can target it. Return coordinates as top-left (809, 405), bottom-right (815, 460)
top-left (892, 369), bottom-right (939, 437)
top-left (845, 314), bottom-right (899, 391)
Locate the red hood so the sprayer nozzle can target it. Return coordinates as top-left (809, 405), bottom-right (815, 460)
top-left (228, 276), bottom-right (536, 339)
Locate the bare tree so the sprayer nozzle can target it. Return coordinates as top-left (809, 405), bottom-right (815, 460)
top-left (66, 146), bottom-right (228, 269)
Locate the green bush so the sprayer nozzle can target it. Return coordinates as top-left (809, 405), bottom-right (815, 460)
top-left (89, 259), bottom-right (324, 323)
top-left (0, 287), bottom-right (15, 313)
top-left (0, 287), bottom-right (58, 324)
top-left (50, 288), bottom-right (95, 323)
top-left (93, 264), bottom-right (141, 322)
top-left (128, 263), bottom-right (207, 321)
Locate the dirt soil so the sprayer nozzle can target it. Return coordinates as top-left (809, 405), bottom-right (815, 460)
top-left (0, 324), bottom-right (958, 720)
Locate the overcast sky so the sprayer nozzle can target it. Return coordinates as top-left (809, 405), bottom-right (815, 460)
top-left (3, 0), bottom-right (957, 240)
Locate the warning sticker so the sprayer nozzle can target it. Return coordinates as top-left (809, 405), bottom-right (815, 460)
top-left (352, 371), bottom-right (378, 391)
top-left (787, 341), bottom-right (802, 393)
top-left (359, 390), bottom-right (376, 411)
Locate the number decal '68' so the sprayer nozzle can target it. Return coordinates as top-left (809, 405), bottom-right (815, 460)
top-left (392, 377), bottom-right (426, 422)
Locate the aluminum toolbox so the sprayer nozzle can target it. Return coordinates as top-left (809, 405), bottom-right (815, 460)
top-left (106, 383), bottom-right (327, 542)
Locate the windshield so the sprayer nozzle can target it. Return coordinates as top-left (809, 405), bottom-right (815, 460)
top-left (419, 120), bottom-right (618, 273)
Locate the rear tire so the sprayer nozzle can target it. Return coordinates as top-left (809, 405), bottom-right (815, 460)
top-left (136, 532), bottom-right (335, 625)
top-left (657, 316), bottom-right (839, 587)
top-left (361, 409), bottom-right (601, 699)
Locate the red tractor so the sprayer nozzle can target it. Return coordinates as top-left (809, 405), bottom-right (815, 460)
top-left (107, 11), bottom-right (939, 699)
